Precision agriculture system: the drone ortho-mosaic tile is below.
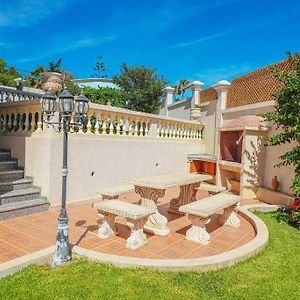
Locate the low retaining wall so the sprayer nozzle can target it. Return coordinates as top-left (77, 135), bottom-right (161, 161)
top-left (0, 134), bottom-right (203, 206)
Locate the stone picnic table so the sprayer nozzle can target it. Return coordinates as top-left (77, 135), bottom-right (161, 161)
top-left (124, 172), bottom-right (212, 236)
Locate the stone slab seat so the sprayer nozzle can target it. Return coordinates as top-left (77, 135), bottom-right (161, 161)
top-left (198, 183), bottom-right (227, 196)
top-left (179, 193), bottom-right (241, 245)
top-left (98, 184), bottom-right (134, 200)
top-left (93, 200), bottom-right (156, 250)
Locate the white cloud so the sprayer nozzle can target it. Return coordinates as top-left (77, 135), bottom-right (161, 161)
top-left (0, 42), bottom-right (13, 48)
top-left (0, 0), bottom-right (76, 27)
top-left (170, 32), bottom-right (224, 49)
top-left (15, 36), bottom-right (116, 64)
top-left (195, 64), bottom-right (254, 86)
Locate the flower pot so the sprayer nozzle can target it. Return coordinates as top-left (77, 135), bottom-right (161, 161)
top-left (41, 72), bottom-right (63, 93)
top-left (190, 107), bottom-right (202, 121)
top-left (271, 176), bottom-right (279, 191)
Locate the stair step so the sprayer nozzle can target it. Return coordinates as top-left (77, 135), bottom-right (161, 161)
top-left (0, 178), bottom-right (33, 194)
top-left (0, 198), bottom-right (49, 221)
top-left (0, 188), bottom-right (40, 205)
top-left (0, 149), bottom-right (11, 154)
top-left (0, 170), bottom-right (24, 182)
top-left (0, 152), bottom-right (11, 161)
top-left (0, 160), bottom-right (18, 171)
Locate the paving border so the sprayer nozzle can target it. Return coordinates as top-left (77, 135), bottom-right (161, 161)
top-left (0, 246), bottom-right (54, 279)
top-left (0, 204), bottom-right (279, 277)
top-left (73, 204), bottom-right (278, 271)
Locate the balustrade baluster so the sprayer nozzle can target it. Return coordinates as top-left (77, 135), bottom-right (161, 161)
top-left (24, 112), bottom-right (29, 132)
top-left (172, 125), bottom-right (176, 138)
top-left (134, 119), bottom-right (139, 136)
top-left (122, 117), bottom-right (128, 136)
top-left (156, 122), bottom-right (161, 138)
top-left (11, 113), bottom-right (16, 132)
top-left (128, 120), bottom-right (134, 136)
top-left (160, 123), bottom-right (165, 138)
top-left (116, 117), bottom-right (121, 135)
top-left (17, 113), bottom-right (23, 132)
top-left (144, 121), bottom-right (149, 137)
top-left (166, 124), bottom-right (170, 138)
top-left (86, 114), bottom-right (93, 134)
top-left (109, 115), bottom-right (115, 135)
top-left (1, 113), bottom-right (6, 132)
top-left (194, 127), bottom-right (198, 139)
top-left (36, 112), bottom-right (43, 132)
top-left (101, 116), bottom-right (108, 135)
top-left (189, 127), bottom-right (192, 139)
top-left (94, 114), bottom-right (100, 134)
top-left (169, 124), bottom-right (173, 138)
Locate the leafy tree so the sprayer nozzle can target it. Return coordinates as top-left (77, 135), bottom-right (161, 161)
top-left (82, 86), bottom-right (125, 107)
top-left (263, 52), bottom-right (300, 196)
top-left (113, 64), bottom-right (168, 113)
top-left (0, 58), bottom-right (21, 87)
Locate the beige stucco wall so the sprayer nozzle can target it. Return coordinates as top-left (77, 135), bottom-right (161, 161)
top-left (222, 103), bottom-right (295, 195)
top-left (0, 134), bottom-right (204, 206)
top-left (263, 127), bottom-right (295, 194)
top-left (200, 100), bottom-right (217, 154)
top-left (160, 99), bottom-right (192, 120)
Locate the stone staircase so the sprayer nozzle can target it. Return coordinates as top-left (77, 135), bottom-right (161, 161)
top-left (0, 149), bottom-right (49, 220)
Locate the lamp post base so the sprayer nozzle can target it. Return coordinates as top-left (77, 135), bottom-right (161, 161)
top-left (51, 214), bottom-right (70, 267)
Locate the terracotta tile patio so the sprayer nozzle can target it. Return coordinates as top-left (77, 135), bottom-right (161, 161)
top-left (0, 187), bottom-right (259, 263)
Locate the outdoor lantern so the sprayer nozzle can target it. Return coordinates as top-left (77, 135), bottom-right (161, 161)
top-left (58, 89), bottom-right (75, 115)
top-left (75, 93), bottom-right (90, 116)
top-left (41, 91), bottom-right (57, 116)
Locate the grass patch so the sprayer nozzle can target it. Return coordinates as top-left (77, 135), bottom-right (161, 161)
top-left (0, 212), bottom-right (299, 299)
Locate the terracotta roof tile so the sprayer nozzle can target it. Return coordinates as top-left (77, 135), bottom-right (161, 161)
top-left (226, 60), bottom-right (291, 109)
top-left (200, 87), bottom-right (218, 103)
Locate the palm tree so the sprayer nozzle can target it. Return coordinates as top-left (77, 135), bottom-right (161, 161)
top-left (25, 65), bottom-right (46, 89)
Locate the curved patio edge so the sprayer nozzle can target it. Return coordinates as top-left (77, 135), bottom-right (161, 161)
top-left (73, 204), bottom-right (279, 272)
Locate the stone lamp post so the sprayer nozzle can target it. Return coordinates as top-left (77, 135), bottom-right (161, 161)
top-left (41, 89), bottom-right (90, 266)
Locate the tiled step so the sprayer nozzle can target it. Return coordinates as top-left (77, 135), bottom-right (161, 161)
top-left (0, 170), bottom-right (24, 183)
top-left (0, 160), bottom-right (18, 171)
top-left (0, 198), bottom-right (49, 221)
top-left (0, 178), bottom-right (33, 194)
top-left (0, 150), bottom-right (11, 161)
top-left (0, 188), bottom-right (40, 205)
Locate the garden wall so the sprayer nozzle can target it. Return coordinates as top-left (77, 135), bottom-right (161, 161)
top-left (0, 134), bottom-right (204, 206)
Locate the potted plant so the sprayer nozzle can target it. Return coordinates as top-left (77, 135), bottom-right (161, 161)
top-left (42, 58), bottom-right (63, 93)
top-left (190, 104), bottom-right (202, 121)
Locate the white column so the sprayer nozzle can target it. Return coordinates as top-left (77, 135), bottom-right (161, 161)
top-left (213, 80), bottom-right (231, 129)
top-left (213, 80), bottom-right (231, 186)
top-left (163, 86), bottom-right (175, 116)
top-left (190, 80), bottom-right (204, 106)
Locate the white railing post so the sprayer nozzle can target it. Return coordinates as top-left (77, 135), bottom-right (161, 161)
top-left (190, 80), bottom-right (204, 106)
top-left (163, 86), bottom-right (175, 117)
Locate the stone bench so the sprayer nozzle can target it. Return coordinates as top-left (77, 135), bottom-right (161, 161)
top-left (98, 184), bottom-right (134, 200)
top-left (93, 200), bottom-right (156, 250)
top-left (198, 183), bottom-right (227, 196)
top-left (179, 193), bottom-right (241, 245)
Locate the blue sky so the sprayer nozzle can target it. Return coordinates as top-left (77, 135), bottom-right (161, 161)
top-left (0, 0), bottom-right (299, 87)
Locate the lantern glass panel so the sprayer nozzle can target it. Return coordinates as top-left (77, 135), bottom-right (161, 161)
top-left (59, 97), bottom-right (74, 114)
top-left (75, 94), bottom-right (90, 115)
top-left (41, 93), bottom-right (56, 114)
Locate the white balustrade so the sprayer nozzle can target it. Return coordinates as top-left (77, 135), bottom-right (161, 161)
top-left (0, 92), bottom-right (204, 140)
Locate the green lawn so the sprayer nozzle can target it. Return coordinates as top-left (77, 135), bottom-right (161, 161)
top-left (0, 212), bottom-right (300, 300)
